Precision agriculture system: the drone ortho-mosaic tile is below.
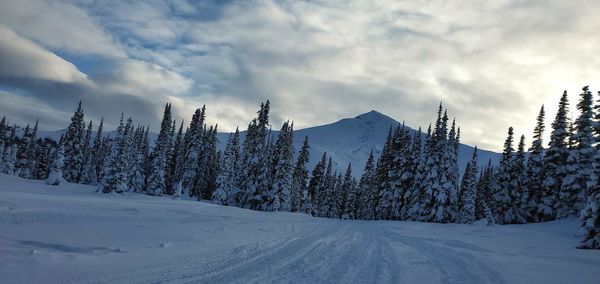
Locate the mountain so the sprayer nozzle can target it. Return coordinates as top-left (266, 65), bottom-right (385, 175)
top-left (37, 110), bottom-right (500, 176)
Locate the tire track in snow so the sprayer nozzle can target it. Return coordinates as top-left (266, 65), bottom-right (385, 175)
top-left (382, 227), bottom-right (505, 284)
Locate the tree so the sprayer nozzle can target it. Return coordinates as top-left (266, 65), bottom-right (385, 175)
top-left (493, 127), bottom-right (518, 224)
top-left (265, 121), bottom-right (294, 211)
top-left (558, 86), bottom-right (595, 219)
top-left (146, 103), bottom-right (173, 196)
top-left (305, 152), bottom-right (326, 216)
top-left (1, 127), bottom-right (16, 175)
top-left (578, 149), bottom-right (600, 249)
top-left (290, 137), bottom-right (310, 212)
top-left (100, 116), bottom-right (132, 194)
top-left (63, 102), bottom-right (86, 183)
top-left (357, 150), bottom-right (376, 220)
top-left (458, 147), bottom-right (478, 224)
top-left (539, 92), bottom-right (570, 221)
top-left (239, 101), bottom-right (271, 209)
top-left (45, 141), bottom-right (65, 186)
top-left (213, 129), bottom-right (240, 206)
top-left (34, 140), bottom-right (51, 180)
top-left (524, 106), bottom-right (546, 222)
top-left (341, 164), bottom-right (356, 220)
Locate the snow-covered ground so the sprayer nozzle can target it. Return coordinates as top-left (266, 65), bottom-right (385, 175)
top-left (1, 174), bottom-right (598, 284)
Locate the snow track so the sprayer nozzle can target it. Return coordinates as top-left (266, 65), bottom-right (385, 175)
top-left (1, 175), bottom-right (599, 284)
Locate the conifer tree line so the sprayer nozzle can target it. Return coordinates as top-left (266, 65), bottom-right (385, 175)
top-left (0, 86), bottom-right (598, 249)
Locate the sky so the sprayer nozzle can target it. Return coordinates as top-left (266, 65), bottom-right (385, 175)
top-left (0, 0), bottom-right (599, 151)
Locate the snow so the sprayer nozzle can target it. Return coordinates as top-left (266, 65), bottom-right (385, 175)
top-left (1, 173), bottom-right (599, 283)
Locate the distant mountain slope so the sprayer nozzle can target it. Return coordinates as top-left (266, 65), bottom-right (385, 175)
top-left (38, 110), bottom-right (500, 176)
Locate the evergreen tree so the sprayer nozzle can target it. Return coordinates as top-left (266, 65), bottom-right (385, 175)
top-left (128, 126), bottom-right (146, 193)
top-left (15, 123), bottom-right (31, 177)
top-left (493, 127), bottom-right (518, 224)
top-left (458, 147), bottom-right (478, 224)
top-left (341, 164), bottom-right (356, 220)
top-left (146, 103), bottom-right (173, 196)
top-left (34, 140), bottom-right (51, 179)
top-left (374, 126), bottom-right (395, 220)
top-left (181, 107), bottom-right (206, 196)
top-left (524, 106), bottom-right (546, 222)
top-left (100, 116), bottom-right (133, 194)
top-left (22, 120), bottom-right (39, 179)
top-left (578, 149), bottom-right (600, 249)
top-left (540, 92), bottom-right (569, 221)
top-left (213, 129), bottom-right (241, 206)
top-left (558, 86), bottom-right (595, 218)
top-left (475, 161), bottom-right (494, 220)
top-left (357, 150), bottom-right (376, 220)
top-left (63, 101), bottom-right (85, 183)
top-left (511, 135), bottom-right (528, 224)
top-left (1, 127), bottom-right (16, 175)
top-left (305, 152), bottom-right (326, 215)
top-left (239, 102), bottom-right (271, 209)
top-left (45, 141), bottom-right (65, 186)
top-left (195, 125), bottom-right (219, 200)
top-left (291, 137), bottom-right (310, 212)
top-left (265, 121), bottom-right (294, 211)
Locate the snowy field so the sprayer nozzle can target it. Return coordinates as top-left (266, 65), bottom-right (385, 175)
top-left (0, 174), bottom-right (599, 284)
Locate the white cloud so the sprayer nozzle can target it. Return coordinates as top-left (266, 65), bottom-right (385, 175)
top-left (0, 26), bottom-right (89, 84)
top-left (2, 0), bottom-right (600, 151)
top-left (0, 0), bottom-right (125, 57)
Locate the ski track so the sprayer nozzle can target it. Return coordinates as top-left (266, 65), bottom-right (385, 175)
top-left (87, 221), bottom-right (505, 284)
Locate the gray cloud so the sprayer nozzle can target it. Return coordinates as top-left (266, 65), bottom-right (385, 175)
top-left (1, 0), bottom-right (600, 150)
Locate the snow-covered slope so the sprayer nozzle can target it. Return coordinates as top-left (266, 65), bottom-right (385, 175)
top-left (1, 174), bottom-right (598, 283)
top-left (38, 110), bottom-right (500, 175)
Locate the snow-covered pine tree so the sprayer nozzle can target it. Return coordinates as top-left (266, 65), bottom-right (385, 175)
top-left (539, 92), bottom-right (568, 221)
top-left (45, 141), bottom-right (65, 186)
top-left (78, 120), bottom-right (93, 183)
top-left (475, 160), bottom-right (494, 220)
top-left (290, 136), bottom-right (310, 212)
top-left (128, 126), bottom-right (146, 193)
top-left (167, 121), bottom-right (184, 191)
top-left (181, 107), bottom-right (205, 196)
top-left (578, 139), bottom-right (600, 249)
top-left (100, 116), bottom-right (133, 194)
top-left (63, 102), bottom-right (86, 183)
top-left (558, 86), bottom-right (595, 219)
top-left (408, 123), bottom-right (435, 221)
top-left (239, 102), bottom-right (271, 209)
top-left (493, 127), bottom-right (518, 224)
top-left (322, 164), bottom-right (339, 218)
top-left (164, 119), bottom-right (178, 194)
top-left (146, 103), bottom-right (173, 196)
top-left (22, 120), bottom-right (39, 179)
top-left (90, 118), bottom-right (105, 185)
top-left (431, 117), bottom-right (459, 223)
top-left (212, 129), bottom-right (240, 206)
top-left (195, 125), bottom-right (219, 200)
top-left (511, 135), bottom-right (528, 224)
top-left (458, 147), bottom-right (478, 224)
top-left (389, 125), bottom-right (413, 220)
top-left (341, 164), bottom-right (357, 220)
top-left (305, 152), bottom-right (326, 216)
top-left (34, 140), bottom-right (51, 179)
top-left (1, 127), bottom-right (17, 175)
top-left (357, 150), bottom-right (376, 220)
top-left (265, 121), bottom-right (294, 212)
top-left (0, 116), bottom-right (5, 167)
top-left (15, 123), bottom-right (31, 177)
top-left (524, 106), bottom-right (546, 222)
top-left (374, 126), bottom-right (395, 220)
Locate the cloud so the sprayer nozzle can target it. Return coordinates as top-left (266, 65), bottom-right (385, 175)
top-left (0, 26), bottom-right (89, 84)
top-left (1, 0), bottom-right (600, 151)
